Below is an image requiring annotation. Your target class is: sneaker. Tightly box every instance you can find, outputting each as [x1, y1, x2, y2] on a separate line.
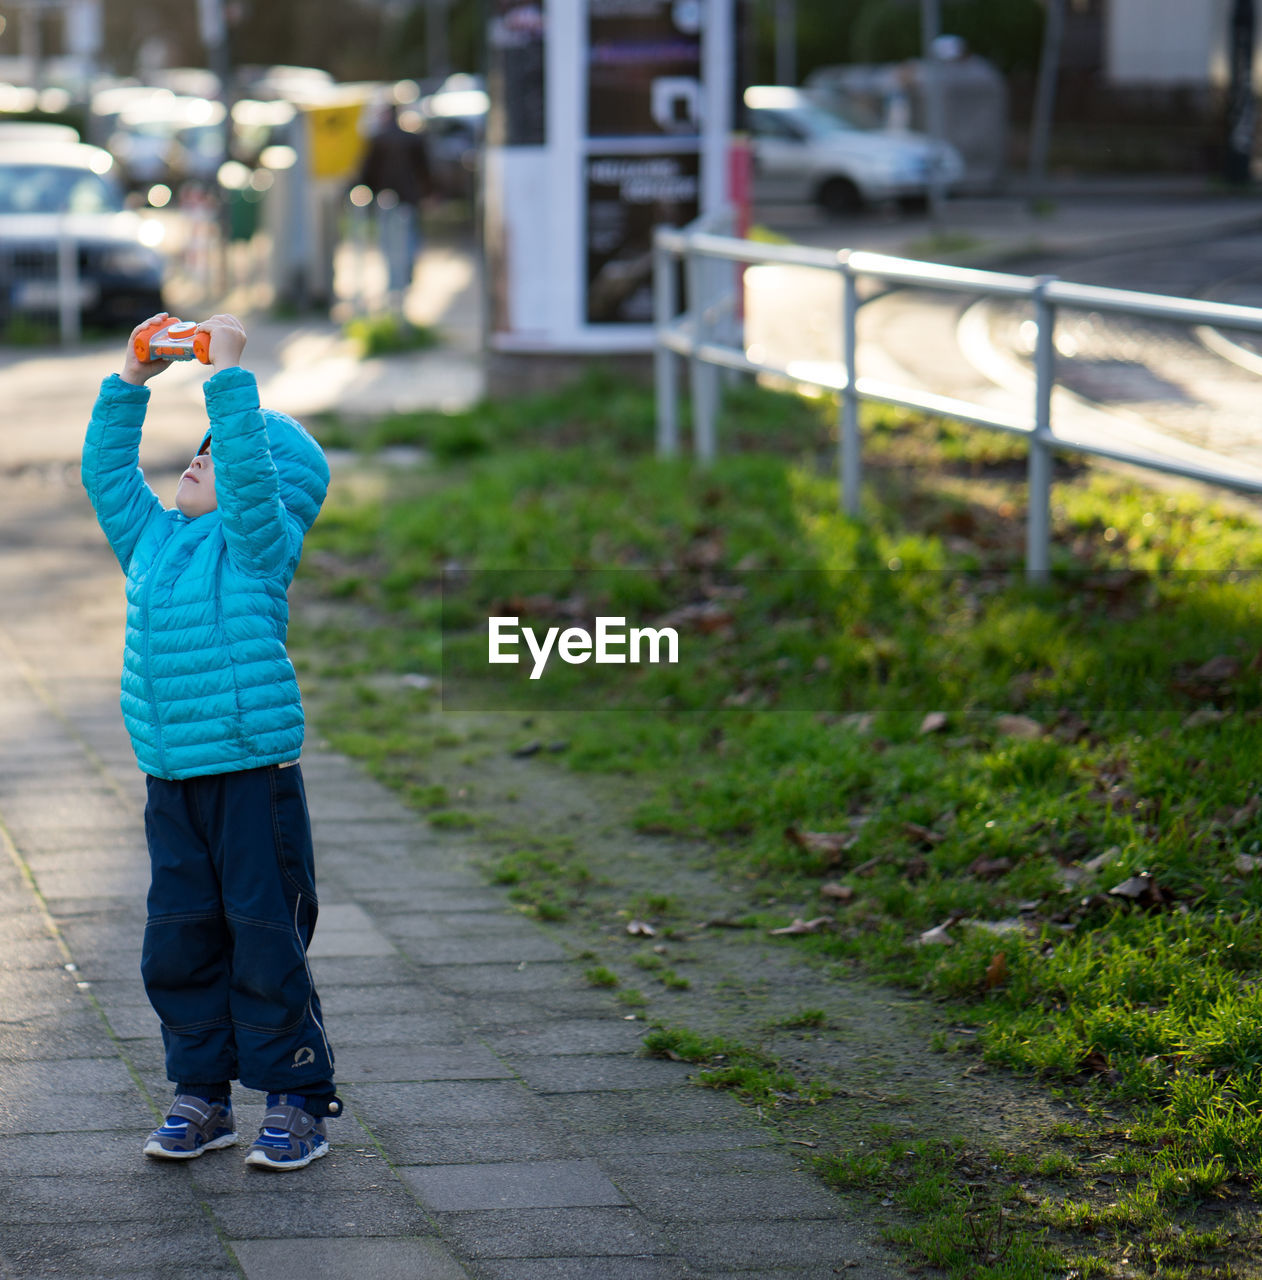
[244, 1094, 333, 1171]
[143, 1095, 237, 1160]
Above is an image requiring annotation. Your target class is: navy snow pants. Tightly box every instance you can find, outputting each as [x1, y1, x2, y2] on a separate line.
[140, 762, 336, 1094]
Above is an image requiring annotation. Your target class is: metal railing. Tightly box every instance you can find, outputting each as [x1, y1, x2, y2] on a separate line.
[653, 209, 1262, 579]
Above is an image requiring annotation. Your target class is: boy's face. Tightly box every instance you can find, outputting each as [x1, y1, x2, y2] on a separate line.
[175, 439, 217, 518]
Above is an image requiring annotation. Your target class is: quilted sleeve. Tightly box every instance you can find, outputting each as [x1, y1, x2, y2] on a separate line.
[203, 366, 295, 579]
[81, 374, 165, 572]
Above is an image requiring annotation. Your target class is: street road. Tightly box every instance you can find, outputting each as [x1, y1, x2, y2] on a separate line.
[745, 216, 1262, 485]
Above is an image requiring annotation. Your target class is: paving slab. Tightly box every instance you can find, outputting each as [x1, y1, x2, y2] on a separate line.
[419, 962, 590, 995]
[0, 1088, 156, 1136]
[367, 1119, 581, 1166]
[319, 1011, 472, 1047]
[511, 1054, 696, 1093]
[2, 1222, 232, 1275]
[472, 1258, 692, 1280]
[209, 1187, 436, 1239]
[348, 1080, 543, 1126]
[551, 1088, 757, 1137]
[399, 934, 570, 966]
[0, 1011, 119, 1063]
[605, 1173, 843, 1223]
[434, 1206, 669, 1259]
[400, 1158, 627, 1211]
[333, 1043, 514, 1083]
[0, 1172, 201, 1224]
[669, 1219, 890, 1271]
[229, 1237, 471, 1280]
[481, 1019, 649, 1057]
[187, 1141, 392, 1194]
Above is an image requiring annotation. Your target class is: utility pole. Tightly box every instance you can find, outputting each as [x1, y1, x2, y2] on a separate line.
[1225, 0, 1256, 185]
[773, 0, 795, 86]
[427, 0, 450, 81]
[14, 1, 45, 89]
[196, 0, 233, 299]
[920, 0, 945, 222]
[1027, 0, 1066, 203]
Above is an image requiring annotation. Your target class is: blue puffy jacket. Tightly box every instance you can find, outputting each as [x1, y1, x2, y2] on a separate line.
[82, 367, 330, 780]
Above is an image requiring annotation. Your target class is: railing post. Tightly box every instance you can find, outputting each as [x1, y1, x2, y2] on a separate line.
[839, 255, 860, 517]
[1027, 276, 1057, 582]
[57, 219, 80, 346]
[687, 243, 719, 465]
[654, 232, 679, 458]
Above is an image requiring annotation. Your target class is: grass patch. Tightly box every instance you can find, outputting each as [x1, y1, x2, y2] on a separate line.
[583, 965, 620, 988]
[642, 1023, 832, 1104]
[291, 368, 1262, 1275]
[781, 1008, 828, 1029]
[344, 313, 438, 358]
[902, 230, 985, 261]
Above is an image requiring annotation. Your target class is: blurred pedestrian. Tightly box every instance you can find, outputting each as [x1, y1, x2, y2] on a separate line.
[356, 104, 434, 310]
[81, 312, 340, 1172]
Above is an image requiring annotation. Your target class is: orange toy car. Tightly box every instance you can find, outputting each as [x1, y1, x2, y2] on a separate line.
[133, 318, 212, 364]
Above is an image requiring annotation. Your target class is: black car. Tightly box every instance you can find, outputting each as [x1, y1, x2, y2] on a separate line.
[0, 139, 166, 332]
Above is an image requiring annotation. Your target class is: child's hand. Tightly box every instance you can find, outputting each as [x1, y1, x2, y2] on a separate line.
[120, 313, 173, 385]
[197, 314, 247, 371]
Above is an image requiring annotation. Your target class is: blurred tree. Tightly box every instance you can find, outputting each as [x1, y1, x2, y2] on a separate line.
[751, 0, 856, 84]
[223, 0, 391, 80]
[850, 0, 1044, 73]
[391, 1, 482, 80]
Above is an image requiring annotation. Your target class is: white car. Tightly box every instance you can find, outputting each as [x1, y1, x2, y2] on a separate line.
[744, 85, 964, 215]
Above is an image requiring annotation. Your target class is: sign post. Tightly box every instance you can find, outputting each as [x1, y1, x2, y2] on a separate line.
[485, 0, 733, 358]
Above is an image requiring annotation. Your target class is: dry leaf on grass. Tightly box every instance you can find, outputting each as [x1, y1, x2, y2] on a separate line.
[785, 826, 858, 863]
[1108, 871, 1166, 908]
[984, 952, 1008, 989]
[1229, 795, 1261, 827]
[1183, 708, 1229, 730]
[769, 917, 832, 936]
[820, 882, 855, 902]
[903, 822, 945, 846]
[994, 714, 1044, 740]
[920, 711, 949, 735]
[1191, 654, 1241, 684]
[918, 923, 954, 946]
[1081, 846, 1122, 874]
[626, 919, 656, 937]
[969, 856, 1013, 879]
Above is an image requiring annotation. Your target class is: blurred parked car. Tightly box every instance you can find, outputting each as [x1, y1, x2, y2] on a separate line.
[743, 85, 964, 214]
[107, 93, 227, 192]
[0, 139, 166, 331]
[419, 73, 487, 201]
[0, 122, 80, 145]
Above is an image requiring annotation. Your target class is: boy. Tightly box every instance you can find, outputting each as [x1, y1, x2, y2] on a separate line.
[82, 313, 340, 1170]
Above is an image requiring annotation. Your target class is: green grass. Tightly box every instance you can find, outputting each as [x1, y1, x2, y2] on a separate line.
[292, 366, 1262, 1275]
[642, 1023, 832, 1104]
[343, 313, 438, 358]
[583, 965, 620, 988]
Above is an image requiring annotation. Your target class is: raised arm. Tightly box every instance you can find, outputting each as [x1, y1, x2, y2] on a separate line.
[81, 312, 179, 570]
[199, 317, 293, 579]
[81, 373, 165, 572]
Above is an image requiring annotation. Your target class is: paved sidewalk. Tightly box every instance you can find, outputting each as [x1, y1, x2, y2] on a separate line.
[0, 471, 897, 1277]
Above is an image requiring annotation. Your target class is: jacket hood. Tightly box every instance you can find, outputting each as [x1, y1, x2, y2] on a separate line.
[200, 409, 329, 532]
